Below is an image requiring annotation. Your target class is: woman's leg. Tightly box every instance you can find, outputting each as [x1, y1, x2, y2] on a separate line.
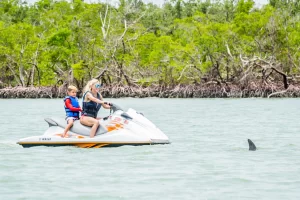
[80, 116, 100, 138]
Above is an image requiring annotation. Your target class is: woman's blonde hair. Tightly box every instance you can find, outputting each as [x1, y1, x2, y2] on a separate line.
[83, 79, 100, 93]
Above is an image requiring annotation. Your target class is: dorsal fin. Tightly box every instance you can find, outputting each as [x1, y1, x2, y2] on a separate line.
[248, 139, 257, 151]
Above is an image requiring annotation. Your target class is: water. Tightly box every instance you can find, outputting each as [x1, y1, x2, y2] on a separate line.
[1, 98, 300, 199]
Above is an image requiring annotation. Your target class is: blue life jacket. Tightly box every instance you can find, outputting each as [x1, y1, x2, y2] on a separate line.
[82, 92, 101, 118]
[64, 96, 80, 118]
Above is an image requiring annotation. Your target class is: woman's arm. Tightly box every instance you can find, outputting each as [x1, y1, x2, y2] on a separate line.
[98, 93, 110, 109]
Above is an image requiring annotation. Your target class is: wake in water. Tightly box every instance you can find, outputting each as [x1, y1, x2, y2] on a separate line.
[0, 141, 21, 148]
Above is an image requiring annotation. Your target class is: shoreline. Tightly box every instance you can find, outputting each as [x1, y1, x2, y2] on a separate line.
[1, 83, 300, 98]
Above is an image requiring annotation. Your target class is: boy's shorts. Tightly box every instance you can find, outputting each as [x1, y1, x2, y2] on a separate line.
[66, 117, 79, 124]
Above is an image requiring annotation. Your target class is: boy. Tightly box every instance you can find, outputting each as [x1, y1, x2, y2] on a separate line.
[62, 85, 82, 138]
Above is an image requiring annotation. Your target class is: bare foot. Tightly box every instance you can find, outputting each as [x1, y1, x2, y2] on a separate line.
[55, 133, 63, 137]
[61, 134, 70, 138]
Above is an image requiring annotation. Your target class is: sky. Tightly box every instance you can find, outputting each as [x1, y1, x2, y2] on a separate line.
[24, 0, 269, 7]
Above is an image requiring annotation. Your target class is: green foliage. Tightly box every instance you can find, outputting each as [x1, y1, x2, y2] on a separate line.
[72, 61, 85, 80]
[0, 0, 300, 87]
[47, 29, 71, 46]
[236, 0, 254, 14]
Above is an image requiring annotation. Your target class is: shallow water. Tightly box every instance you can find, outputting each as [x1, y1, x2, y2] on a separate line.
[0, 98, 300, 199]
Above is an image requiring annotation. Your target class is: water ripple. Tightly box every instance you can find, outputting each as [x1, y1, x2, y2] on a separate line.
[1, 98, 300, 199]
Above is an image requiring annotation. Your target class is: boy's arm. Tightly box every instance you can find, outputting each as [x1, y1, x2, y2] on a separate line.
[65, 99, 82, 111]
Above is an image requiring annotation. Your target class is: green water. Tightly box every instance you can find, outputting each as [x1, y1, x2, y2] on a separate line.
[1, 98, 300, 199]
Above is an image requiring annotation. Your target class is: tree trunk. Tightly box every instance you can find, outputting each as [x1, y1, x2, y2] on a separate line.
[19, 47, 25, 86]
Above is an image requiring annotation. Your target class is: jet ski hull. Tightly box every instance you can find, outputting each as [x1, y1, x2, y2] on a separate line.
[17, 106, 170, 148]
[18, 134, 169, 148]
[18, 141, 169, 148]
[18, 142, 162, 148]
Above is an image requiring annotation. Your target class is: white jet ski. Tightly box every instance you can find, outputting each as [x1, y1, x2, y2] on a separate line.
[17, 104, 170, 148]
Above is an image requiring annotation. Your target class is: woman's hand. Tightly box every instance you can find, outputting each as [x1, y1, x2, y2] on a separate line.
[102, 102, 111, 109]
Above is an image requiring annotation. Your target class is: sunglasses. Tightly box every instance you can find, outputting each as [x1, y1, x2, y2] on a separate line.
[95, 84, 101, 88]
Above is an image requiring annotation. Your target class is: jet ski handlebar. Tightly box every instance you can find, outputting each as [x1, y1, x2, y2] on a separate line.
[107, 103, 123, 113]
[104, 102, 112, 106]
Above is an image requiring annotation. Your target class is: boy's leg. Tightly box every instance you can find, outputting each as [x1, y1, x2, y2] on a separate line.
[62, 119, 74, 137]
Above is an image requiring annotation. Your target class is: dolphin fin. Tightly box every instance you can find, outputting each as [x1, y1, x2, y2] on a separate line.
[248, 139, 257, 151]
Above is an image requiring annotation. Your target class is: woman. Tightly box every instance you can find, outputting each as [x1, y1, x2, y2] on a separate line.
[80, 79, 111, 138]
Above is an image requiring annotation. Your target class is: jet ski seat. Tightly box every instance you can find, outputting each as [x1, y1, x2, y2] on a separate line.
[44, 117, 108, 136]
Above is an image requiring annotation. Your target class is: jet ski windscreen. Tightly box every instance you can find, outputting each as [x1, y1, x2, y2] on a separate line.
[110, 104, 123, 113]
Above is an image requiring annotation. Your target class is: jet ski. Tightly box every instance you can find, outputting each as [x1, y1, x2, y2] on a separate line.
[17, 104, 170, 148]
